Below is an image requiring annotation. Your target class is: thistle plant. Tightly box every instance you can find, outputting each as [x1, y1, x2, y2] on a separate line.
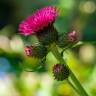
[19, 6, 89, 96]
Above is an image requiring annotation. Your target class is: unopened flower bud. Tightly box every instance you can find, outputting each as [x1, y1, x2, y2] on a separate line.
[53, 64, 69, 81]
[24, 46, 33, 56]
[67, 30, 78, 42]
[57, 30, 79, 48]
[24, 45, 47, 58]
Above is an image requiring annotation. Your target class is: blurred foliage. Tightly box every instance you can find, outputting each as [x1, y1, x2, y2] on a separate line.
[0, 0, 96, 96]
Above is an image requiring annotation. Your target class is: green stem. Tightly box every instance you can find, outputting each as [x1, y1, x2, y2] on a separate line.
[50, 43, 89, 96]
[70, 73, 88, 96]
[67, 79, 80, 95]
[73, 41, 96, 48]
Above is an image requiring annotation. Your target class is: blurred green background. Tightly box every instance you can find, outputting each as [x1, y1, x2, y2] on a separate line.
[0, 0, 96, 96]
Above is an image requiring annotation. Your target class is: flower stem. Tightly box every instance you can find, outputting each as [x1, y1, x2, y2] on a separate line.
[50, 43, 89, 96]
[67, 79, 80, 95]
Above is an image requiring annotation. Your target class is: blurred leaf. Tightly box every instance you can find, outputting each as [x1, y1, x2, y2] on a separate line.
[0, 49, 23, 76]
[22, 57, 46, 73]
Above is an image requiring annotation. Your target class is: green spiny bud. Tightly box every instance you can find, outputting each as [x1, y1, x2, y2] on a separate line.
[32, 45, 47, 58]
[53, 64, 69, 81]
[24, 45, 47, 58]
[36, 24, 58, 46]
[57, 30, 79, 48]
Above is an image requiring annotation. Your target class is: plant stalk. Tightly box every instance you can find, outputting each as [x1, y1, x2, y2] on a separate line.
[67, 79, 80, 95]
[50, 43, 89, 96]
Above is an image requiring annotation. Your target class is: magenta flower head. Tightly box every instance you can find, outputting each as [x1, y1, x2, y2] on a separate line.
[19, 6, 58, 36]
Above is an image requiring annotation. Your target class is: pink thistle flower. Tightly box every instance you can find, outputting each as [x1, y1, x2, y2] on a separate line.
[19, 6, 58, 36]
